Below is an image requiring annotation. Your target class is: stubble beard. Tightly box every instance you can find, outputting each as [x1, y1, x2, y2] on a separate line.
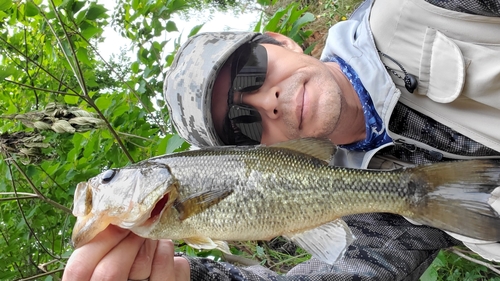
[283, 80, 343, 140]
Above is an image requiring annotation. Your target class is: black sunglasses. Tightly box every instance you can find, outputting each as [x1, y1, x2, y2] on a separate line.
[221, 43, 268, 145]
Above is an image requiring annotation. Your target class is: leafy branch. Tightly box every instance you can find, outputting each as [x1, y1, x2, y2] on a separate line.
[3, 79, 80, 96]
[41, 0, 135, 163]
[6, 153, 71, 214]
[62, 20, 169, 136]
[6, 159, 61, 260]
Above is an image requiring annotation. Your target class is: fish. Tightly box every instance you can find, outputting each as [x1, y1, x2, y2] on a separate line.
[71, 138, 500, 264]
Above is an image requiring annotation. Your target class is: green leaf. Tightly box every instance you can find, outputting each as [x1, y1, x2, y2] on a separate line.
[188, 24, 203, 37]
[156, 135, 171, 155]
[303, 42, 317, 55]
[25, 1, 39, 17]
[80, 22, 102, 40]
[264, 7, 287, 32]
[289, 12, 315, 38]
[0, 10, 7, 21]
[112, 115, 126, 127]
[420, 265, 438, 281]
[256, 245, 265, 257]
[165, 20, 177, 32]
[168, 0, 187, 11]
[64, 94, 80, 105]
[0, 65, 18, 80]
[76, 47, 92, 65]
[253, 13, 264, 32]
[0, 0, 12, 11]
[26, 165, 37, 178]
[152, 18, 163, 36]
[132, 0, 140, 10]
[85, 4, 107, 20]
[0, 269, 18, 280]
[143, 65, 160, 78]
[131, 61, 140, 73]
[66, 147, 78, 163]
[156, 99, 165, 108]
[72, 1, 86, 13]
[83, 135, 99, 158]
[41, 161, 60, 175]
[95, 95, 113, 110]
[166, 134, 187, 154]
[113, 102, 130, 117]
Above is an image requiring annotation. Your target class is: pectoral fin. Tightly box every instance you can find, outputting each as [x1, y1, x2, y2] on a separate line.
[284, 219, 355, 265]
[174, 189, 233, 220]
[184, 236, 231, 254]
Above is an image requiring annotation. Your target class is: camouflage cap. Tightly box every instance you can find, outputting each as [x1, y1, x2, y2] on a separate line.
[164, 32, 260, 147]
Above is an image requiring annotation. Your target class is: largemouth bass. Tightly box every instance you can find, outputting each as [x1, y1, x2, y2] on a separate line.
[71, 138, 500, 264]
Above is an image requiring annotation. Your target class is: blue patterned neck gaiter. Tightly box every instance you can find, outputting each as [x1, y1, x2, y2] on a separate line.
[326, 55, 392, 151]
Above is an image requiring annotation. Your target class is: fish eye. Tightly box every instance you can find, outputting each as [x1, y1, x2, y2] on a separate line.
[101, 169, 116, 183]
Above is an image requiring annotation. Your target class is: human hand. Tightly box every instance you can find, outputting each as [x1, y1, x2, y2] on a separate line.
[63, 225, 190, 281]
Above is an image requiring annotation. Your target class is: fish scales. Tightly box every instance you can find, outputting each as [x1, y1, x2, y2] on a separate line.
[71, 138, 500, 263]
[144, 147, 417, 241]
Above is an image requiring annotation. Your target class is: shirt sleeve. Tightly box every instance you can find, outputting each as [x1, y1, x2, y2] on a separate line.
[183, 213, 459, 281]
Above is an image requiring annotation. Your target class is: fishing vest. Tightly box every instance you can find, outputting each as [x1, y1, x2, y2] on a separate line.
[370, 0, 500, 154]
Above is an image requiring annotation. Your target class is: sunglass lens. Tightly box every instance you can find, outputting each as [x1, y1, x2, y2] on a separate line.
[223, 43, 267, 145]
[232, 44, 267, 93]
[227, 105, 263, 144]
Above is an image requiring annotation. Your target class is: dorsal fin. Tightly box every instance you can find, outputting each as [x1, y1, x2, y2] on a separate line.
[268, 138, 337, 162]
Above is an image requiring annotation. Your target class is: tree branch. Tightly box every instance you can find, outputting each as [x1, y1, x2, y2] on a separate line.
[0, 36, 81, 96]
[29, 1, 136, 163]
[23, 27, 40, 109]
[45, 0, 88, 96]
[3, 79, 80, 96]
[7, 155, 72, 214]
[18, 268, 64, 281]
[6, 161, 60, 260]
[63, 19, 169, 137]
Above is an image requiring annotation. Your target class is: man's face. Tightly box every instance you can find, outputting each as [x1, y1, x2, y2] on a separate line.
[211, 35, 343, 145]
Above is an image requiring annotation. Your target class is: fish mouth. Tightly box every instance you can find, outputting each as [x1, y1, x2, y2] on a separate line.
[144, 193, 170, 225]
[72, 213, 112, 248]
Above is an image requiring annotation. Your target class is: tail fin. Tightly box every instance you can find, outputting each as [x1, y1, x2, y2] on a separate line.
[408, 160, 500, 241]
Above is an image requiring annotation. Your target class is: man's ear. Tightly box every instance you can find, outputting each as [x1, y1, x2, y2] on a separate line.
[264, 32, 303, 53]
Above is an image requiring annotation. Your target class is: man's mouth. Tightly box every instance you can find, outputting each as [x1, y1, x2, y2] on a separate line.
[296, 85, 305, 129]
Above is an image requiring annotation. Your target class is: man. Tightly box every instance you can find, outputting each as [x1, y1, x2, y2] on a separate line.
[63, 0, 500, 280]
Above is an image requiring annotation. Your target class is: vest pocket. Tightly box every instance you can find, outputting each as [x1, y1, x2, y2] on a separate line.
[418, 28, 465, 103]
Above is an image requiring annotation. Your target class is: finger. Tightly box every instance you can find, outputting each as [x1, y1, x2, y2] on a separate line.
[90, 232, 145, 281]
[173, 256, 191, 281]
[63, 225, 130, 281]
[149, 240, 190, 281]
[149, 240, 175, 281]
[127, 239, 159, 281]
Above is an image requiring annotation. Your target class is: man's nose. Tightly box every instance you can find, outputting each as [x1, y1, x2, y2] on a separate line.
[240, 86, 280, 120]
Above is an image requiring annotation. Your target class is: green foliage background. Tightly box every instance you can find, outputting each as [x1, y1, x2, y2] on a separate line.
[0, 0, 191, 279]
[0, 0, 498, 280]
